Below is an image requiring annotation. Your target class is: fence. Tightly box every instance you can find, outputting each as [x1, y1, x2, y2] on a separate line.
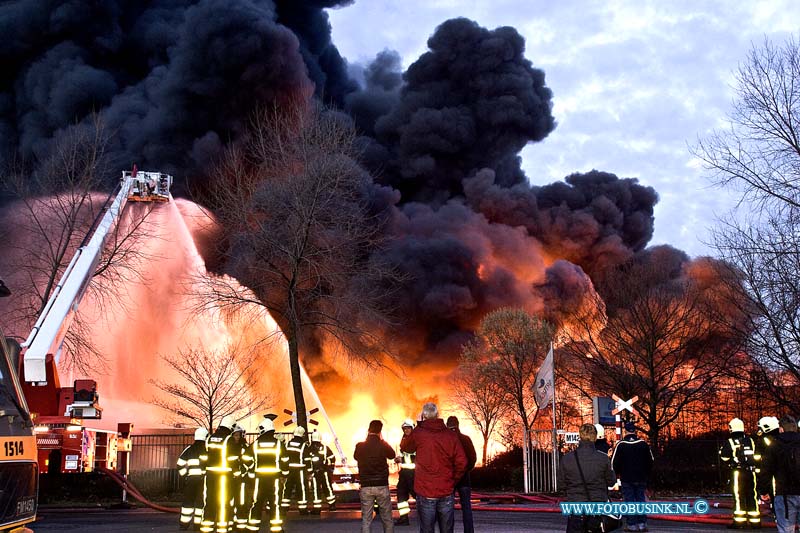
[528, 429, 557, 493]
[129, 433, 194, 494]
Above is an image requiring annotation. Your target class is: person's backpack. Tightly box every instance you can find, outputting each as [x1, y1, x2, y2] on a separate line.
[781, 439, 800, 481]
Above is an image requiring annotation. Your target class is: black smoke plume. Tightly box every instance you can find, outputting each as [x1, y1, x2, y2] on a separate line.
[0, 3, 662, 370]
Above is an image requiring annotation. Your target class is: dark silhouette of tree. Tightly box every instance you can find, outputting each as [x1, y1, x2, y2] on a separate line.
[0, 117, 155, 373]
[195, 101, 400, 430]
[450, 354, 511, 465]
[694, 36, 800, 412]
[462, 308, 554, 452]
[560, 254, 745, 450]
[149, 343, 274, 431]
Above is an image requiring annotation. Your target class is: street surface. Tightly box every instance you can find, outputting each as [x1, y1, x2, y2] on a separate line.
[33, 507, 741, 532]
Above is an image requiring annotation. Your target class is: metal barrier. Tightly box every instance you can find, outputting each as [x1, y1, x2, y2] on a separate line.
[129, 433, 194, 494]
[528, 429, 557, 493]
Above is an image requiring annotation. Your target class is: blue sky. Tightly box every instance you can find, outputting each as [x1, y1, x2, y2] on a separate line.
[328, 0, 800, 257]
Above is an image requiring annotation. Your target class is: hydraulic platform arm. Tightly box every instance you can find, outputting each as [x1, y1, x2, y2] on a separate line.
[21, 169, 172, 384]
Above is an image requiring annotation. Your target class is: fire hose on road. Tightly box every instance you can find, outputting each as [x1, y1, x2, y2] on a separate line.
[97, 467, 179, 514]
[93, 473, 776, 528]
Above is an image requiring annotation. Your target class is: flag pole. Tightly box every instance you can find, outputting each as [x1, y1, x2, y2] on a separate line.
[550, 341, 558, 491]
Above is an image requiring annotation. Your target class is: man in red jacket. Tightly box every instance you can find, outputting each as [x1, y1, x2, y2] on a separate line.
[401, 403, 467, 533]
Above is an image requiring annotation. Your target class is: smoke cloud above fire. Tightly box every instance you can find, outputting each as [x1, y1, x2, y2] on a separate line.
[1, 1, 674, 417]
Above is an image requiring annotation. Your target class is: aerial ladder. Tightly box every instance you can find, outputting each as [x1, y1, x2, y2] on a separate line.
[0, 168, 171, 532]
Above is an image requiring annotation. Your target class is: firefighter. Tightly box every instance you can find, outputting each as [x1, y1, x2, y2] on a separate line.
[202, 416, 236, 533]
[246, 414, 286, 533]
[230, 424, 253, 531]
[754, 416, 780, 502]
[281, 426, 311, 514]
[393, 419, 416, 526]
[719, 418, 761, 529]
[308, 431, 337, 513]
[177, 427, 208, 530]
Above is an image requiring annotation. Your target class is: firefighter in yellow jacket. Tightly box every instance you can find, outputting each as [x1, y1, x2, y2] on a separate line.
[202, 416, 236, 533]
[281, 426, 311, 513]
[394, 419, 416, 526]
[245, 414, 286, 532]
[754, 416, 779, 502]
[308, 431, 337, 513]
[719, 418, 761, 529]
[230, 424, 253, 531]
[177, 427, 208, 530]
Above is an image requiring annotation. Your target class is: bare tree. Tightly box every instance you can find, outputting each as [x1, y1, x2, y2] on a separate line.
[711, 216, 800, 413]
[694, 35, 800, 411]
[0, 118, 155, 374]
[450, 356, 510, 465]
[560, 257, 744, 450]
[462, 308, 554, 453]
[149, 343, 274, 431]
[195, 100, 400, 429]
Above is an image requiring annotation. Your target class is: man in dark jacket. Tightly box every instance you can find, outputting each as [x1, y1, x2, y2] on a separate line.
[354, 419, 396, 533]
[758, 414, 800, 533]
[611, 421, 654, 532]
[401, 403, 467, 533]
[446, 416, 477, 533]
[558, 423, 616, 533]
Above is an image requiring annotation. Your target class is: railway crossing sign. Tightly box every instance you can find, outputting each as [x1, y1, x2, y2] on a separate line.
[611, 394, 639, 415]
[283, 407, 320, 427]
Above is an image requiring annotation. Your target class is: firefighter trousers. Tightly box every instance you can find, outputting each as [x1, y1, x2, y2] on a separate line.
[396, 469, 416, 517]
[233, 474, 251, 531]
[281, 468, 310, 510]
[313, 468, 336, 507]
[180, 475, 205, 529]
[248, 473, 284, 532]
[731, 468, 761, 526]
[202, 472, 234, 533]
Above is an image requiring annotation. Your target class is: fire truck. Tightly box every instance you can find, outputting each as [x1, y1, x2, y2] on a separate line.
[0, 169, 171, 531]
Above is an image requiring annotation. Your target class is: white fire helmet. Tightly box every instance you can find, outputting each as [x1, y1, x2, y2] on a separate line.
[233, 423, 246, 434]
[401, 419, 415, 429]
[194, 427, 209, 441]
[219, 415, 235, 430]
[758, 416, 779, 434]
[293, 426, 306, 437]
[594, 424, 605, 439]
[311, 432, 321, 443]
[258, 418, 275, 434]
[729, 418, 745, 433]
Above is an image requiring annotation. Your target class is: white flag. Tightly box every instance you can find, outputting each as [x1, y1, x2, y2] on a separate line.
[533, 344, 554, 408]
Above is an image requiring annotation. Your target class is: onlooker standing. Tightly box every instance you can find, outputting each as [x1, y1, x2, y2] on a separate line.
[558, 424, 616, 533]
[611, 421, 654, 532]
[758, 415, 800, 533]
[446, 416, 477, 533]
[401, 403, 467, 533]
[354, 420, 395, 533]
